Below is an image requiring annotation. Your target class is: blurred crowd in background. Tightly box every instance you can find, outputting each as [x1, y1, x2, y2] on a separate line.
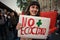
[0, 8, 19, 40]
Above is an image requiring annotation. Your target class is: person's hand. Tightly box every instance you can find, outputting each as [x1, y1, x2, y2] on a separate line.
[16, 22, 22, 30]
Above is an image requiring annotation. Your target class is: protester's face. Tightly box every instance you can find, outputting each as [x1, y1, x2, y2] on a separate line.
[10, 12, 14, 16]
[29, 5, 39, 16]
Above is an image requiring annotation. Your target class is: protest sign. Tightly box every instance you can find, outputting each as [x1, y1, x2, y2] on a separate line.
[18, 15, 50, 39]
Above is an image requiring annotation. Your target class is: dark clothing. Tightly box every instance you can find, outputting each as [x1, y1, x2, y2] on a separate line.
[0, 15, 7, 40]
[0, 25, 7, 40]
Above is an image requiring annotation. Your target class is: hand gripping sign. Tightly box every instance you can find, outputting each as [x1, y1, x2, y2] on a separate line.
[18, 15, 50, 39]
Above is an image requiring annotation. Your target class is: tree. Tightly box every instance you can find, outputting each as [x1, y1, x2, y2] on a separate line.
[16, 0, 31, 12]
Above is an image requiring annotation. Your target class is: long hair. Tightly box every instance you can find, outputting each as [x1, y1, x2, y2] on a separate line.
[25, 1, 40, 16]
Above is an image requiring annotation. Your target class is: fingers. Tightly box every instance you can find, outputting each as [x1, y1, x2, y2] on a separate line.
[16, 22, 22, 30]
[20, 38, 26, 40]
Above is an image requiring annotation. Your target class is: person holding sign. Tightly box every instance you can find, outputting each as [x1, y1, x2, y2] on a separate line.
[16, 1, 41, 40]
[16, 1, 51, 40]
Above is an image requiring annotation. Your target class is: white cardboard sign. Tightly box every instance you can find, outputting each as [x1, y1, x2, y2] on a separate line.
[18, 15, 50, 39]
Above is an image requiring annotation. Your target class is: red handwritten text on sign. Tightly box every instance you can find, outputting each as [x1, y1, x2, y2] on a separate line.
[20, 17, 46, 35]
